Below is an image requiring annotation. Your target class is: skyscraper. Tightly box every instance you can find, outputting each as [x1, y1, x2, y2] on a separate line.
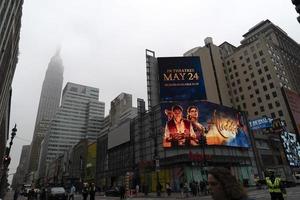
[37, 82, 104, 180]
[27, 51, 64, 174]
[184, 20, 300, 133]
[0, 0, 24, 170]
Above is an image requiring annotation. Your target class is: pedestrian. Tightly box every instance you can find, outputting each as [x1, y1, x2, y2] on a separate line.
[207, 167, 254, 200]
[179, 182, 184, 198]
[142, 183, 148, 196]
[13, 188, 19, 200]
[156, 182, 162, 197]
[135, 184, 139, 196]
[165, 183, 171, 196]
[89, 183, 96, 200]
[200, 181, 205, 195]
[265, 171, 285, 200]
[119, 185, 125, 200]
[82, 183, 89, 200]
[184, 181, 189, 198]
[69, 185, 76, 200]
[39, 188, 46, 200]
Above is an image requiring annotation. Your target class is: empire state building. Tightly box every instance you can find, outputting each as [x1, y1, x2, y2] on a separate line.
[27, 50, 64, 173]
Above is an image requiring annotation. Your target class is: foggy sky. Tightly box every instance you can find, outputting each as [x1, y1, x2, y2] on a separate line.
[8, 0, 300, 182]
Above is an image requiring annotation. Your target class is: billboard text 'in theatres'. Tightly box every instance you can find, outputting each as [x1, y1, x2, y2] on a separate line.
[158, 57, 206, 102]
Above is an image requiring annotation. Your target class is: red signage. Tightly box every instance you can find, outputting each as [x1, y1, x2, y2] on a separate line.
[188, 150, 211, 161]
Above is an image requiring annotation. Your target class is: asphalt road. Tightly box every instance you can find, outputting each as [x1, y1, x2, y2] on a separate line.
[4, 186, 300, 200]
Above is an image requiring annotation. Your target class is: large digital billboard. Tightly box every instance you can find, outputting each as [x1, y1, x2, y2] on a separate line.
[282, 88, 300, 136]
[161, 101, 250, 148]
[280, 131, 300, 167]
[158, 57, 206, 102]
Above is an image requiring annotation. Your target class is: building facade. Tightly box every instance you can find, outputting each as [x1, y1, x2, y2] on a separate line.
[27, 51, 64, 174]
[11, 145, 30, 189]
[38, 83, 105, 182]
[0, 0, 23, 170]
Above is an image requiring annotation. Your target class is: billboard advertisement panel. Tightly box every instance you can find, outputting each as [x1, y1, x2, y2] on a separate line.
[161, 101, 250, 148]
[158, 57, 206, 102]
[282, 88, 300, 136]
[249, 117, 273, 130]
[280, 131, 300, 167]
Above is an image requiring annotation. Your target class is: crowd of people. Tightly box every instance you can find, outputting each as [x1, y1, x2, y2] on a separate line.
[12, 167, 288, 200]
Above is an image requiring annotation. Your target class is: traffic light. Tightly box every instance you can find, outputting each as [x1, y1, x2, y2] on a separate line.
[3, 156, 11, 167]
[292, 0, 300, 23]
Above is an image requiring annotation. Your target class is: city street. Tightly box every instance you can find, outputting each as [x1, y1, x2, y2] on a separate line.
[4, 186, 300, 200]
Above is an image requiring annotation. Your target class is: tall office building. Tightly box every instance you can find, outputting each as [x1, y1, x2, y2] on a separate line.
[27, 51, 64, 173]
[0, 0, 24, 169]
[38, 83, 104, 179]
[184, 20, 300, 179]
[11, 145, 30, 189]
[184, 20, 300, 133]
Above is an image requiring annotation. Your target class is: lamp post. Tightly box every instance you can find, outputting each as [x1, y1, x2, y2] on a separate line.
[0, 124, 17, 198]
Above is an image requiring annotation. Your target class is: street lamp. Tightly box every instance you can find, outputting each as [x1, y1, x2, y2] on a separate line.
[0, 124, 17, 198]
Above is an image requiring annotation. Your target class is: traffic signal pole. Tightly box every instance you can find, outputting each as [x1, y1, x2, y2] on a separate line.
[0, 124, 17, 198]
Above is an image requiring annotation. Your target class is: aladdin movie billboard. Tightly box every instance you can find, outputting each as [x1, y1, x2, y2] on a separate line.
[280, 131, 300, 167]
[161, 101, 251, 148]
[158, 57, 206, 102]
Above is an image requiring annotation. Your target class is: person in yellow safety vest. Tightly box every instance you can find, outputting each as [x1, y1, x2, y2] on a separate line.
[265, 171, 284, 200]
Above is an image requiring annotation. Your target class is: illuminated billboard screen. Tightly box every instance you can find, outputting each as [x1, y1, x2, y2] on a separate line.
[282, 88, 300, 136]
[161, 101, 250, 148]
[158, 57, 206, 102]
[249, 117, 273, 130]
[280, 131, 300, 167]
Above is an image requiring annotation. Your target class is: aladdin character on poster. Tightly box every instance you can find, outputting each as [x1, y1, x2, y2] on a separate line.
[163, 105, 198, 147]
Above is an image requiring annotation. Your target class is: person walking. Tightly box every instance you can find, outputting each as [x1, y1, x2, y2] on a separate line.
[39, 188, 46, 200]
[119, 185, 125, 200]
[165, 183, 171, 196]
[135, 184, 139, 196]
[69, 185, 76, 200]
[82, 183, 89, 200]
[13, 188, 19, 200]
[89, 183, 96, 200]
[207, 167, 254, 200]
[265, 171, 284, 200]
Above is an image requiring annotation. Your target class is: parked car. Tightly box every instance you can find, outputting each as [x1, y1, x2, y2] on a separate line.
[105, 187, 120, 197]
[47, 187, 67, 200]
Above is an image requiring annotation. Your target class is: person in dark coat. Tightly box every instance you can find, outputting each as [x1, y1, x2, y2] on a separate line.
[89, 183, 96, 200]
[82, 183, 89, 200]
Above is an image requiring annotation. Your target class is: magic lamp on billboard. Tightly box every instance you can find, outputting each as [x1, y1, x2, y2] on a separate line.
[160, 101, 250, 148]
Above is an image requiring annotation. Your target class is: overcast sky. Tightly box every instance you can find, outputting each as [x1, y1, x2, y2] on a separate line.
[8, 0, 300, 182]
